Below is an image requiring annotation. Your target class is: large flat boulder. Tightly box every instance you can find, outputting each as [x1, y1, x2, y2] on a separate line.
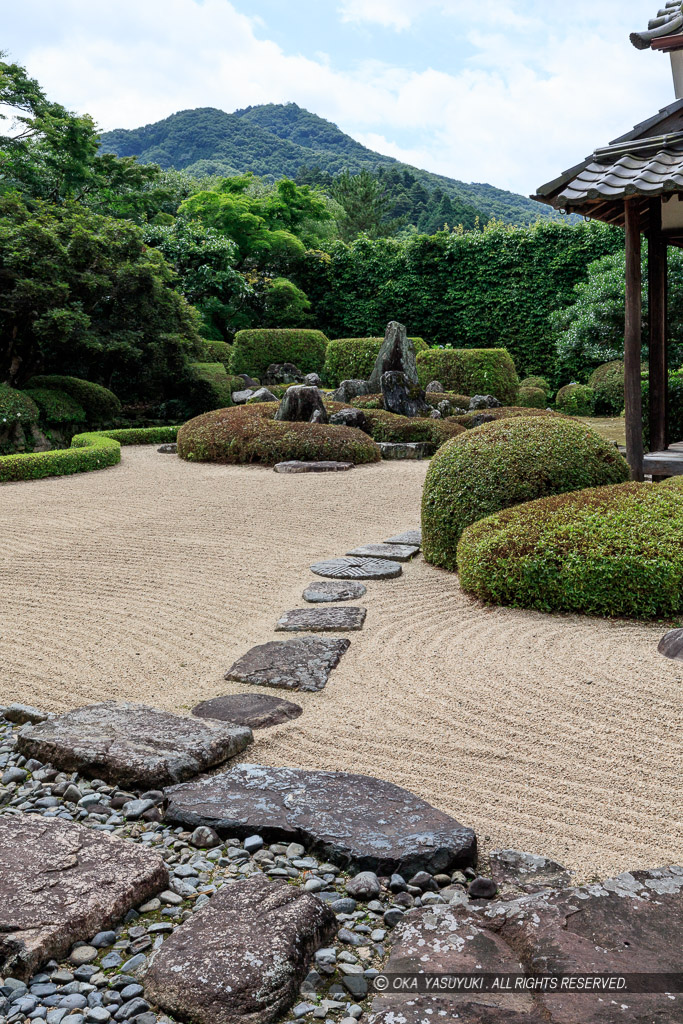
[16, 701, 253, 789]
[369, 866, 683, 1024]
[144, 875, 336, 1024]
[0, 814, 168, 981]
[225, 637, 351, 692]
[165, 764, 477, 875]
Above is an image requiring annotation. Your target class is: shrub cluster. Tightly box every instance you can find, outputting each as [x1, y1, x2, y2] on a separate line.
[177, 404, 381, 466]
[519, 375, 550, 395]
[422, 416, 630, 571]
[516, 386, 547, 408]
[0, 427, 178, 483]
[24, 388, 87, 424]
[26, 376, 121, 423]
[416, 349, 519, 404]
[555, 383, 594, 416]
[201, 339, 232, 366]
[229, 329, 329, 379]
[323, 337, 427, 386]
[0, 385, 39, 426]
[457, 483, 683, 619]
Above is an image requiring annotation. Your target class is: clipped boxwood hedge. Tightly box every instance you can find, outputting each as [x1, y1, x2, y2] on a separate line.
[324, 337, 427, 386]
[516, 386, 547, 409]
[416, 348, 519, 404]
[229, 329, 329, 379]
[588, 361, 625, 415]
[189, 362, 234, 410]
[24, 388, 87, 424]
[27, 376, 121, 423]
[0, 427, 178, 483]
[201, 339, 232, 366]
[556, 383, 594, 416]
[422, 416, 630, 571]
[457, 483, 683, 619]
[177, 403, 381, 467]
[0, 385, 39, 426]
[519, 375, 550, 396]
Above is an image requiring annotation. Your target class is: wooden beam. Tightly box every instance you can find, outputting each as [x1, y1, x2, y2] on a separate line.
[624, 199, 644, 481]
[648, 198, 668, 454]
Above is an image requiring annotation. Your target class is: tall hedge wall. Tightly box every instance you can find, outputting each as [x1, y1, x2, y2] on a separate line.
[296, 221, 622, 381]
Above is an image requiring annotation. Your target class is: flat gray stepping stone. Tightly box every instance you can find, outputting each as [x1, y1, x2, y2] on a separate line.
[274, 460, 354, 473]
[192, 694, 303, 729]
[346, 543, 419, 561]
[144, 875, 336, 1024]
[658, 628, 683, 660]
[276, 606, 366, 632]
[303, 580, 367, 603]
[0, 814, 167, 981]
[16, 701, 252, 790]
[165, 764, 477, 876]
[384, 528, 422, 546]
[225, 637, 350, 692]
[311, 557, 402, 580]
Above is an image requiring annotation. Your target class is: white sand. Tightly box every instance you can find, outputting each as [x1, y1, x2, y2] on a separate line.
[1, 447, 681, 880]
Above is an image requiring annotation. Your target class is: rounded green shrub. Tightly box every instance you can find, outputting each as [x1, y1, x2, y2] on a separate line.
[26, 376, 121, 423]
[201, 339, 232, 366]
[0, 385, 39, 426]
[177, 404, 381, 467]
[416, 349, 519, 404]
[422, 416, 630, 571]
[24, 388, 86, 424]
[556, 383, 594, 416]
[324, 337, 428, 386]
[189, 362, 234, 409]
[457, 483, 683, 619]
[519, 375, 550, 396]
[588, 361, 625, 415]
[455, 406, 564, 429]
[362, 408, 465, 446]
[516, 386, 547, 409]
[0, 426, 178, 483]
[229, 329, 329, 379]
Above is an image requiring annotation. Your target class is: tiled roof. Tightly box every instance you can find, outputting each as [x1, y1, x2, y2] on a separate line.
[631, 2, 683, 50]
[556, 132, 683, 206]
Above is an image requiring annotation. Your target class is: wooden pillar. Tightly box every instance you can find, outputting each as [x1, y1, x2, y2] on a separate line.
[624, 199, 644, 481]
[648, 198, 668, 454]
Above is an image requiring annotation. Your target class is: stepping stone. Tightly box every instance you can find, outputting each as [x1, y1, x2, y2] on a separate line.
[144, 875, 336, 1024]
[276, 607, 366, 632]
[489, 849, 571, 894]
[369, 866, 683, 1023]
[3, 702, 50, 725]
[192, 694, 303, 729]
[157, 443, 177, 454]
[0, 814, 167, 981]
[378, 441, 434, 460]
[274, 461, 354, 473]
[225, 637, 351, 692]
[346, 543, 419, 561]
[384, 529, 421, 546]
[658, 628, 683, 660]
[310, 557, 402, 580]
[16, 701, 252, 790]
[303, 580, 367, 603]
[165, 764, 477, 875]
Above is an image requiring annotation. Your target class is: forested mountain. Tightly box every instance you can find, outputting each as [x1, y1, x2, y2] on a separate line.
[100, 103, 555, 227]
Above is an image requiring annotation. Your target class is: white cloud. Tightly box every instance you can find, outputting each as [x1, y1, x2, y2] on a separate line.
[3, 0, 675, 194]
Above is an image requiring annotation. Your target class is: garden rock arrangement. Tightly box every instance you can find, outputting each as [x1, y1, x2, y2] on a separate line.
[225, 637, 352, 692]
[16, 702, 253, 789]
[191, 694, 303, 729]
[164, 765, 478, 875]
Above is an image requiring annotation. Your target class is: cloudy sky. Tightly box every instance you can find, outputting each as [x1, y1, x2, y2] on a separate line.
[2, 0, 676, 194]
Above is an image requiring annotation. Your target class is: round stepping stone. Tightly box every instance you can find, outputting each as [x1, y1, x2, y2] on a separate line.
[274, 461, 354, 473]
[303, 581, 367, 603]
[192, 694, 303, 729]
[346, 543, 419, 562]
[276, 607, 366, 632]
[384, 529, 421, 546]
[310, 557, 402, 580]
[658, 628, 683, 660]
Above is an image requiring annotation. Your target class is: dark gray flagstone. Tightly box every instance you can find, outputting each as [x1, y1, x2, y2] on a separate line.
[275, 606, 366, 632]
[384, 529, 422, 546]
[192, 694, 303, 729]
[346, 543, 419, 561]
[303, 580, 367, 603]
[225, 637, 351, 692]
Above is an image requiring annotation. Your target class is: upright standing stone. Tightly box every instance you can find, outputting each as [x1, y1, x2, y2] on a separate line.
[367, 322, 421, 390]
[274, 386, 328, 423]
[0, 815, 168, 981]
[380, 371, 429, 417]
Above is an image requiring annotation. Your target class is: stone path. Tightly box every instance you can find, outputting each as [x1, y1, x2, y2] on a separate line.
[192, 694, 303, 729]
[383, 530, 421, 546]
[225, 637, 351, 692]
[345, 544, 419, 562]
[303, 581, 367, 603]
[276, 607, 367, 632]
[164, 764, 477, 876]
[310, 558, 402, 580]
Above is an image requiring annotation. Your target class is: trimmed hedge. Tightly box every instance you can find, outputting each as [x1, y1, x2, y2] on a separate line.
[519, 376, 550, 396]
[26, 376, 121, 423]
[556, 383, 594, 416]
[588, 361, 625, 416]
[0, 385, 39, 425]
[416, 349, 519, 404]
[457, 482, 683, 619]
[201, 339, 232, 366]
[177, 404, 381, 466]
[360, 408, 464, 446]
[422, 416, 630, 571]
[190, 362, 234, 410]
[455, 406, 564, 429]
[229, 329, 329, 379]
[0, 427, 179, 483]
[24, 388, 86, 424]
[323, 337, 427, 386]
[516, 386, 547, 409]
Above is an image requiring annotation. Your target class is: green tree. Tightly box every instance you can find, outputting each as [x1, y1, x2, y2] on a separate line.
[331, 169, 400, 240]
[0, 195, 202, 399]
